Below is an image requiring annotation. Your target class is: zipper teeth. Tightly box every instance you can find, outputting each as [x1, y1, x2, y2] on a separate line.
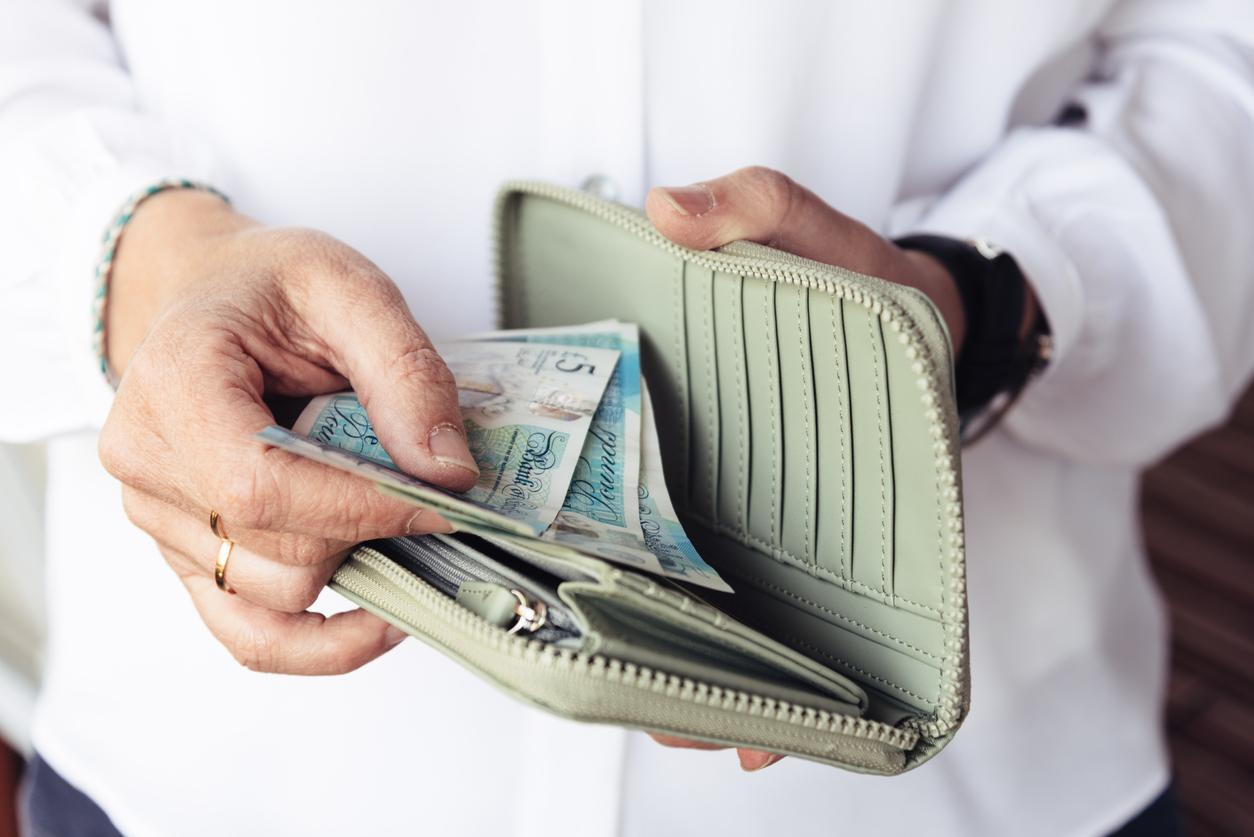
[493, 181, 936, 330]
[385, 540, 475, 595]
[492, 181, 968, 740]
[378, 537, 580, 638]
[336, 547, 920, 752]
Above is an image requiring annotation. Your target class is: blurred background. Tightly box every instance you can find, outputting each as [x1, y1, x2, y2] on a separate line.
[0, 386, 1250, 835]
[0, 441, 46, 837]
[1146, 384, 1254, 836]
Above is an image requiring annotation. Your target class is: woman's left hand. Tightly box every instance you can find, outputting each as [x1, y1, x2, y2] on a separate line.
[642, 165, 963, 771]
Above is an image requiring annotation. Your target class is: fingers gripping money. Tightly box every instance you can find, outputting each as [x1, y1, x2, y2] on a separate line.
[263, 321, 731, 592]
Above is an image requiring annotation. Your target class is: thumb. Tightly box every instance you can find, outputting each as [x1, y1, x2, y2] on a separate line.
[645, 165, 897, 279]
[317, 280, 479, 493]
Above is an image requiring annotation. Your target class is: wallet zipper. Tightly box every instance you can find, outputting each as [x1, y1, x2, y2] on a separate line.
[493, 182, 968, 740]
[494, 180, 952, 373]
[369, 536, 581, 643]
[334, 546, 919, 752]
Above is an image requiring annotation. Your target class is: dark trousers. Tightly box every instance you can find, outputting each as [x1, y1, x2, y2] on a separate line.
[20, 751, 1182, 837]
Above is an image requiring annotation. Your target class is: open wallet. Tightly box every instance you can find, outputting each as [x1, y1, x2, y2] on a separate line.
[324, 182, 969, 775]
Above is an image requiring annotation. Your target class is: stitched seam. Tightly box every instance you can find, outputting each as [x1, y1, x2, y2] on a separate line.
[765, 285, 778, 543]
[674, 259, 686, 504]
[869, 310, 887, 597]
[498, 183, 967, 735]
[933, 380, 948, 710]
[775, 631, 934, 705]
[733, 279, 747, 533]
[798, 290, 812, 567]
[833, 295, 847, 582]
[704, 274, 716, 517]
[731, 570, 942, 662]
[688, 514, 942, 615]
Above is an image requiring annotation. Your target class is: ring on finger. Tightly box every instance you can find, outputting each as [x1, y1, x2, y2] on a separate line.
[209, 509, 237, 594]
[209, 509, 227, 540]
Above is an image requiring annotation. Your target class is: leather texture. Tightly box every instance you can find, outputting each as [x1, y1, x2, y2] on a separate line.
[496, 183, 969, 763]
[334, 182, 969, 774]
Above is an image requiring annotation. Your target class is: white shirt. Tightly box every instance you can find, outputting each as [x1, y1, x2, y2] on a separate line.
[3, 1, 1254, 835]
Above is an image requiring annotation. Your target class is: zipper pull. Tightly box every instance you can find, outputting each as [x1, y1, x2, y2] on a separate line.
[456, 581, 548, 635]
[506, 589, 548, 635]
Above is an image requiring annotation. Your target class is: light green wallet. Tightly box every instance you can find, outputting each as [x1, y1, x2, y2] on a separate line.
[329, 182, 969, 775]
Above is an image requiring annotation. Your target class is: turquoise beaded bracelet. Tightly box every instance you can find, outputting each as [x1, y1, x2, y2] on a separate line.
[92, 179, 228, 389]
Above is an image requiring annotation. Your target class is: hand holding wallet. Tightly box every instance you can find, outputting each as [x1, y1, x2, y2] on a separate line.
[316, 182, 969, 774]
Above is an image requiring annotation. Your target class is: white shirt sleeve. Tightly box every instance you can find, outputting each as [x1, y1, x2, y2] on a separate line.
[0, 0, 213, 442]
[906, 0, 1254, 467]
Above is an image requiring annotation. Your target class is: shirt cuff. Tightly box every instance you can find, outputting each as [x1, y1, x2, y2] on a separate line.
[890, 127, 1223, 464]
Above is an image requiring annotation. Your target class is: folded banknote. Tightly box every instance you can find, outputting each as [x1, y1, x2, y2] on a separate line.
[256, 323, 731, 592]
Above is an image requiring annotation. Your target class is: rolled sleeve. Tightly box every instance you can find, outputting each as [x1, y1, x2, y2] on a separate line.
[898, 4, 1254, 467]
[0, 0, 213, 442]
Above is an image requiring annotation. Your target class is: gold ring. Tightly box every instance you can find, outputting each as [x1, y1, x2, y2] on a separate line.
[209, 510, 236, 594]
[215, 539, 235, 593]
[209, 509, 226, 540]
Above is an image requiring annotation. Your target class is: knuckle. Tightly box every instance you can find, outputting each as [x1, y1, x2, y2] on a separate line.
[97, 424, 126, 480]
[275, 534, 335, 568]
[213, 459, 285, 533]
[741, 166, 803, 249]
[280, 232, 396, 299]
[98, 410, 144, 483]
[276, 228, 341, 273]
[230, 622, 279, 672]
[338, 496, 399, 543]
[118, 486, 150, 528]
[214, 494, 266, 533]
[743, 166, 797, 217]
[393, 346, 456, 390]
[274, 570, 326, 613]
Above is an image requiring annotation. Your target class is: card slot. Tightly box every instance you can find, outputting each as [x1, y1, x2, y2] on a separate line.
[567, 591, 863, 716]
[883, 320, 947, 613]
[654, 253, 691, 508]
[810, 291, 854, 582]
[775, 282, 818, 568]
[684, 262, 720, 522]
[713, 272, 750, 536]
[709, 577, 941, 716]
[742, 276, 784, 550]
[688, 524, 944, 716]
[842, 301, 895, 601]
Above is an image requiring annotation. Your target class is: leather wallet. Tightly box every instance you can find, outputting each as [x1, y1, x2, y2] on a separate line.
[329, 182, 969, 774]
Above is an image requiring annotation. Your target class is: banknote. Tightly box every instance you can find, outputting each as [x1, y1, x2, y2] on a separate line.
[290, 341, 620, 536]
[433, 340, 620, 533]
[293, 392, 395, 466]
[447, 321, 648, 565]
[637, 382, 733, 593]
[252, 425, 533, 536]
[264, 324, 730, 591]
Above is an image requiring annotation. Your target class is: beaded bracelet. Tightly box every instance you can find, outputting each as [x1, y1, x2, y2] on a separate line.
[92, 179, 229, 389]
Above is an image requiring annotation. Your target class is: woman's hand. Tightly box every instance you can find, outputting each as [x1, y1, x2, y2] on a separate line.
[98, 188, 479, 675]
[648, 166, 965, 349]
[642, 165, 964, 771]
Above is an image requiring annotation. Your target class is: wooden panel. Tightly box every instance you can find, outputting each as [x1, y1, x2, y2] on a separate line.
[1143, 383, 1254, 837]
[0, 740, 19, 837]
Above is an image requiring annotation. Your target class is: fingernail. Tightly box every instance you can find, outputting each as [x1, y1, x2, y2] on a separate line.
[428, 423, 479, 476]
[384, 625, 408, 648]
[406, 509, 454, 535]
[741, 753, 784, 773]
[657, 184, 714, 217]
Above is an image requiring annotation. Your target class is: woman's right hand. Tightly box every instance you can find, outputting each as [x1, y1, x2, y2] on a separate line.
[98, 188, 478, 675]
